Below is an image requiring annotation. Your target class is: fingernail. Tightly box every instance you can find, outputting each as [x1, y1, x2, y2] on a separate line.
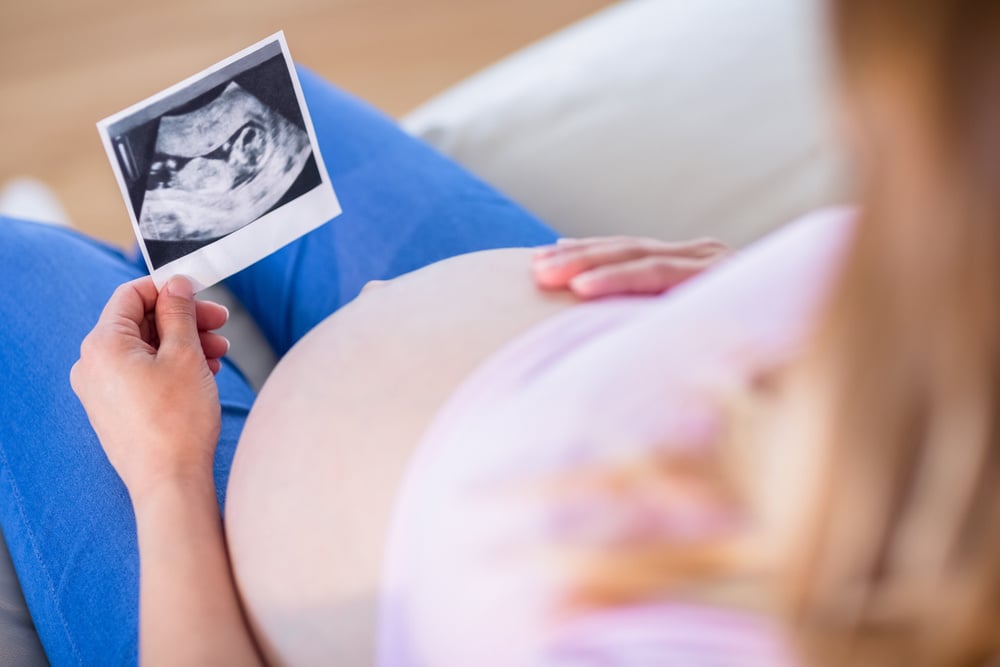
[220, 305, 230, 322]
[222, 336, 231, 354]
[165, 275, 194, 299]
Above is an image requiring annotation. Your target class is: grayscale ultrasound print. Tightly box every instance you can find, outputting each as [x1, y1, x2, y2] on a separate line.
[139, 81, 312, 242]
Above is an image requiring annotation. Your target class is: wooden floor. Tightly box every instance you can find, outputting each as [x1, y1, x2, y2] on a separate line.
[0, 0, 612, 245]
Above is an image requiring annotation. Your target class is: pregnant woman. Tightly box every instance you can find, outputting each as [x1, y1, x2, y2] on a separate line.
[1, 0, 997, 664]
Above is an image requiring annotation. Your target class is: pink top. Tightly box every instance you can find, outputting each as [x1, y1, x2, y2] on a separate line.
[378, 209, 853, 666]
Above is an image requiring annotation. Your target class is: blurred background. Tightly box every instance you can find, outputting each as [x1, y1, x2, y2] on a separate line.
[0, 0, 612, 246]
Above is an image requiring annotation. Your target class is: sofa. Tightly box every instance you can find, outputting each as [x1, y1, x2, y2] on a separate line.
[0, 0, 845, 661]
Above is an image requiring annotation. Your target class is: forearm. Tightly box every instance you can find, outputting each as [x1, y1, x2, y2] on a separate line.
[133, 471, 263, 666]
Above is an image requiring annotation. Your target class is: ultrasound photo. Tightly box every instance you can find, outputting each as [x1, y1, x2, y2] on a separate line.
[99, 33, 340, 290]
[140, 80, 313, 242]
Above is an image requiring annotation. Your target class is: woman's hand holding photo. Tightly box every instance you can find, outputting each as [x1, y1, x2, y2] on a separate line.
[70, 275, 228, 501]
[70, 275, 262, 665]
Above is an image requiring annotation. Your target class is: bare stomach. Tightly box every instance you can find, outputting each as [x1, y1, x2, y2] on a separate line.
[224, 248, 577, 665]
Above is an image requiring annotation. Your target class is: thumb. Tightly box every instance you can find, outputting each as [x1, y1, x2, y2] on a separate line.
[155, 276, 201, 353]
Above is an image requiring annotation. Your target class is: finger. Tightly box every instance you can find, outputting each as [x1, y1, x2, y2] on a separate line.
[556, 235, 638, 247]
[199, 331, 230, 360]
[154, 275, 202, 354]
[533, 240, 652, 289]
[568, 256, 707, 299]
[544, 236, 725, 260]
[207, 358, 222, 375]
[96, 277, 159, 331]
[532, 244, 561, 259]
[670, 238, 730, 260]
[535, 236, 626, 258]
[195, 300, 229, 332]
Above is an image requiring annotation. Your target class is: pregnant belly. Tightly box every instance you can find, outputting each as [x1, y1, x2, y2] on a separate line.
[224, 248, 576, 665]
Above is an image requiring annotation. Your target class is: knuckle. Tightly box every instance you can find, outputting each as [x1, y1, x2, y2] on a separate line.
[78, 332, 98, 358]
[554, 247, 592, 271]
[698, 237, 729, 253]
[160, 299, 193, 318]
[655, 257, 678, 275]
[74, 330, 112, 378]
[158, 311, 196, 332]
[644, 257, 677, 281]
[639, 254, 667, 270]
[637, 238, 666, 254]
[109, 283, 134, 305]
[69, 361, 81, 392]
[577, 246, 604, 264]
[69, 357, 95, 396]
[584, 242, 641, 266]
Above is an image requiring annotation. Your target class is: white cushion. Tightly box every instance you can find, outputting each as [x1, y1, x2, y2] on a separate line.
[403, 0, 847, 246]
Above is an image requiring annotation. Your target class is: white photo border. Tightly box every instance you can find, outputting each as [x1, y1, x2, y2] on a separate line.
[97, 31, 341, 292]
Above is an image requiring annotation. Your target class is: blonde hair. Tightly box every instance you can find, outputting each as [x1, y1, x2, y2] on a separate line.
[780, 1, 1000, 664]
[557, 2, 1000, 665]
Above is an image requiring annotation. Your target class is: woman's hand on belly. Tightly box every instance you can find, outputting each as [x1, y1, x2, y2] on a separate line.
[533, 235, 730, 299]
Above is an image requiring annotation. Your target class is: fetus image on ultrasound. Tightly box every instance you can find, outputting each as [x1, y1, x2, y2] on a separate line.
[147, 120, 268, 193]
[138, 81, 312, 243]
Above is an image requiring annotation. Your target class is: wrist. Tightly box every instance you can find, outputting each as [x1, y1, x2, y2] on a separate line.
[129, 464, 217, 516]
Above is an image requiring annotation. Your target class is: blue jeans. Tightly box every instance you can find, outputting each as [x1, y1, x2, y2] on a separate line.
[0, 67, 556, 665]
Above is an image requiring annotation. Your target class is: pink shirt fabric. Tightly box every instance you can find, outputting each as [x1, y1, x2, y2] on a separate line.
[378, 209, 853, 666]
